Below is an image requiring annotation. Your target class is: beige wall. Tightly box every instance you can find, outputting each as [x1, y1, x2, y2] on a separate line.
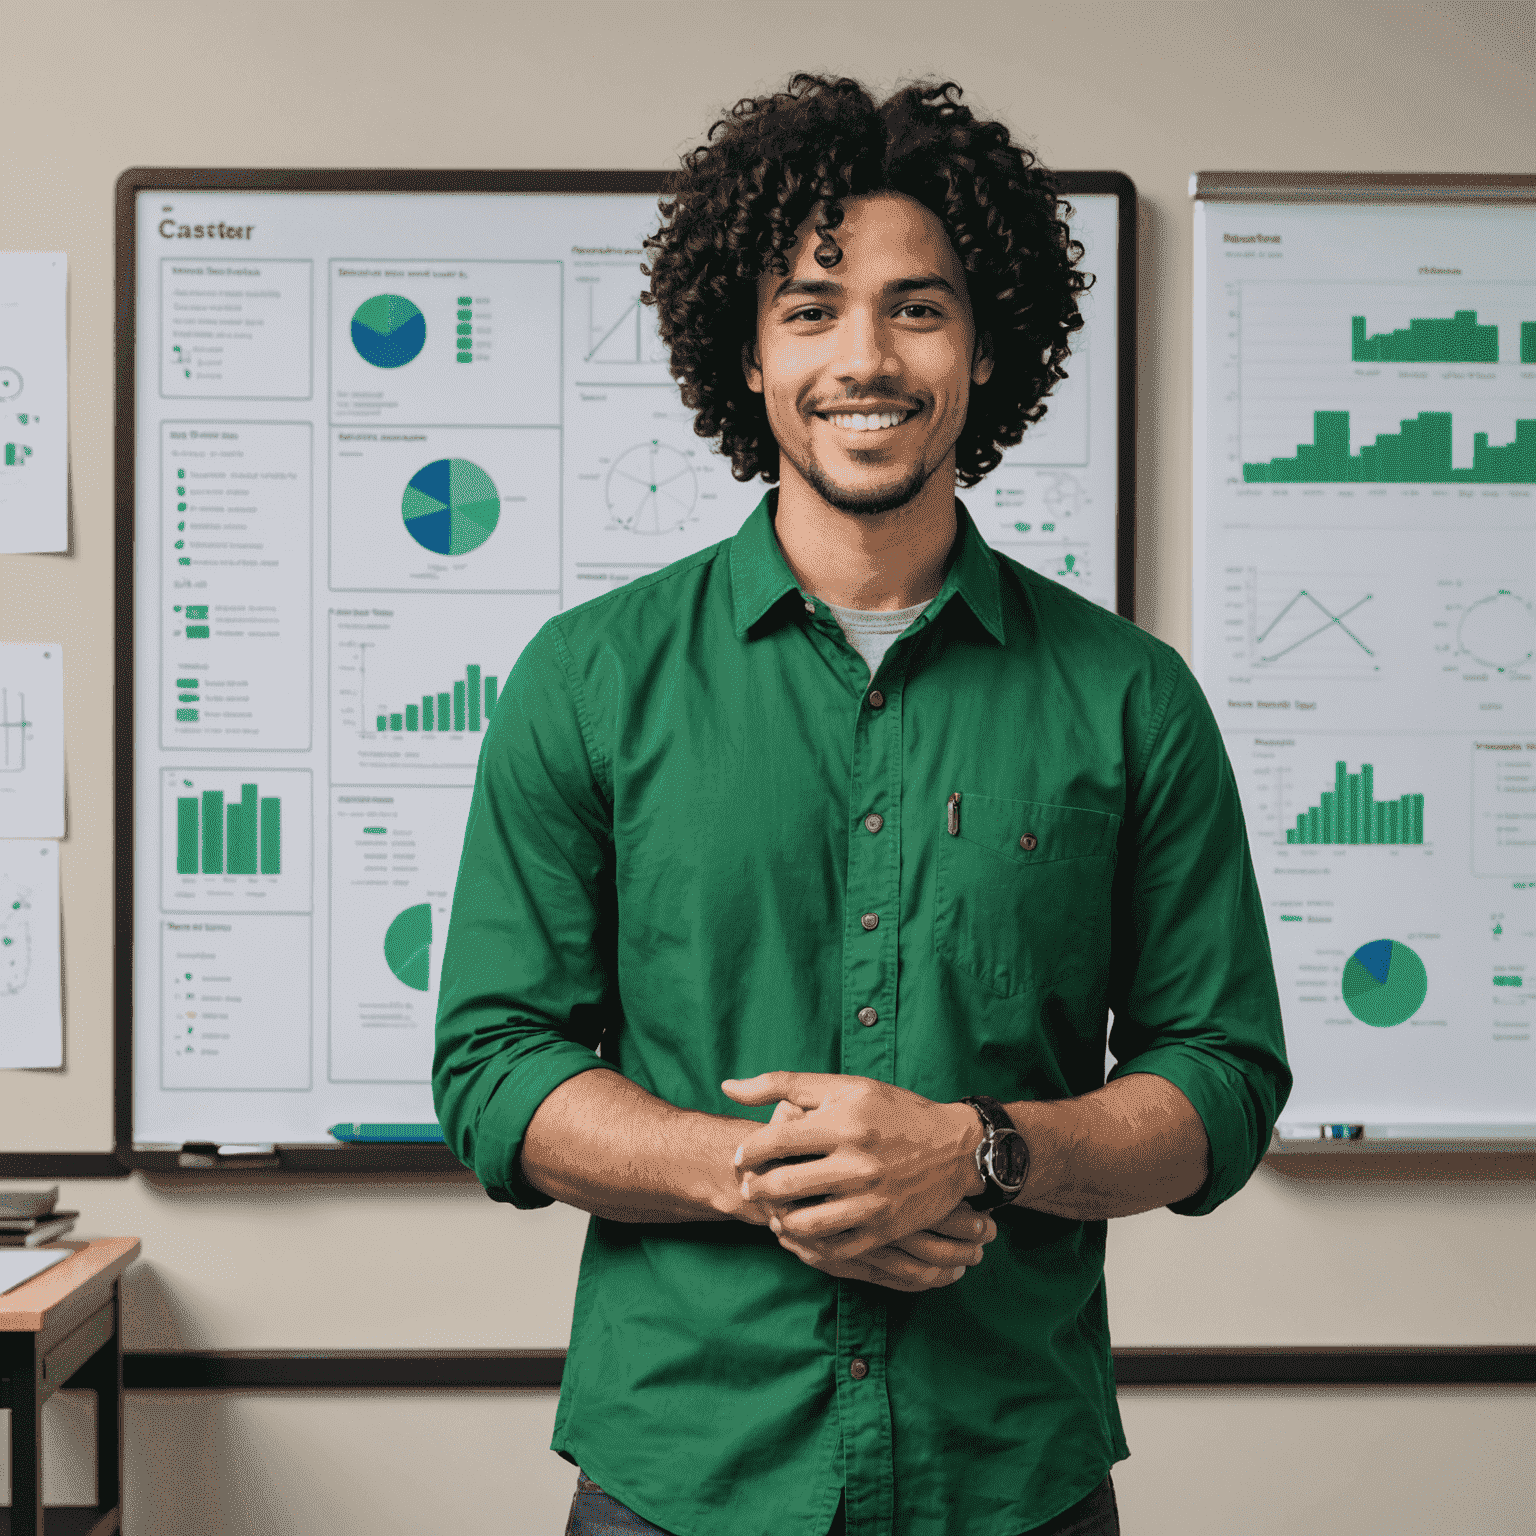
[2, 2, 1533, 1530]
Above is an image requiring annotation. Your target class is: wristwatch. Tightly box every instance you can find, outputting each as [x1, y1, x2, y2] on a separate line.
[960, 1095, 1029, 1210]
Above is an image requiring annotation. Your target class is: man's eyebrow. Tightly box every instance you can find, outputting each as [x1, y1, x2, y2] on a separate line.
[770, 277, 842, 303]
[769, 274, 960, 303]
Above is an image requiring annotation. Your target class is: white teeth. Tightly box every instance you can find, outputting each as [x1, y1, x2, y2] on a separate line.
[826, 411, 908, 431]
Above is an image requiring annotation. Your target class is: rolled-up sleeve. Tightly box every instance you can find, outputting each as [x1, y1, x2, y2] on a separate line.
[1105, 653, 1291, 1217]
[433, 619, 621, 1207]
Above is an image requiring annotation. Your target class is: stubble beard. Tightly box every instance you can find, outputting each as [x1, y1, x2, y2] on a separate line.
[786, 441, 943, 519]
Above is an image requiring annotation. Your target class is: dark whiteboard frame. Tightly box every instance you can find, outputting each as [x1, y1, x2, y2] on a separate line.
[87, 164, 1132, 1178]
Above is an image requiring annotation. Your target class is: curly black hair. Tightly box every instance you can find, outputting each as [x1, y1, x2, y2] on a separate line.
[642, 73, 1091, 488]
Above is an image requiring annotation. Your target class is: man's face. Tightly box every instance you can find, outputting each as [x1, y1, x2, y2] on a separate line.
[745, 191, 993, 517]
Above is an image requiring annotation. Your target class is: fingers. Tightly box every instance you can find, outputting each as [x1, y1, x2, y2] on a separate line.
[777, 1233, 969, 1293]
[722, 1072, 841, 1109]
[734, 1116, 841, 1176]
[886, 1228, 986, 1270]
[928, 1203, 999, 1244]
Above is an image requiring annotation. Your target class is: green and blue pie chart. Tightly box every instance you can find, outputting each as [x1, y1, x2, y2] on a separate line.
[1341, 939, 1427, 1027]
[401, 458, 500, 556]
[351, 294, 426, 368]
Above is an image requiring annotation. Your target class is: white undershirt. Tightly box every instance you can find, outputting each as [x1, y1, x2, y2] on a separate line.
[823, 597, 933, 680]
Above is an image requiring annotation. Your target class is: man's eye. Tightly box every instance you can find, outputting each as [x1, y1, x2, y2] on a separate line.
[789, 306, 828, 323]
[898, 303, 940, 319]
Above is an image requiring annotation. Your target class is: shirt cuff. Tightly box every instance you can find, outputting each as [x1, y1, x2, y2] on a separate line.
[1108, 1045, 1265, 1218]
[471, 1051, 623, 1209]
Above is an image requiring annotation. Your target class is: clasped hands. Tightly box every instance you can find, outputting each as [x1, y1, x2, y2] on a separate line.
[722, 1071, 998, 1294]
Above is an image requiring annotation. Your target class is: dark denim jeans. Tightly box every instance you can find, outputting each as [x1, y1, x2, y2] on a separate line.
[564, 1469, 1120, 1535]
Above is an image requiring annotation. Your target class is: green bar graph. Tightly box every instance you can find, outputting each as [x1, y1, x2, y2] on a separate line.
[176, 798, 199, 873]
[201, 791, 224, 873]
[226, 783, 258, 875]
[1288, 762, 1425, 845]
[1351, 309, 1498, 363]
[1522, 323, 1536, 365]
[176, 784, 284, 875]
[371, 666, 498, 735]
[259, 798, 281, 874]
[1245, 411, 1536, 484]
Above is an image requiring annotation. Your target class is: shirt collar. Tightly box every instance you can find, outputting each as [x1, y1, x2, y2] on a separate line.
[728, 489, 1006, 646]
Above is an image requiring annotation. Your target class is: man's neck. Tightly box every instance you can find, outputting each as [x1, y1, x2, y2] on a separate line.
[772, 460, 958, 612]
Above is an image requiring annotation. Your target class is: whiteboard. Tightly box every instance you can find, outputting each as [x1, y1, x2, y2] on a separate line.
[120, 170, 1131, 1164]
[1191, 173, 1536, 1145]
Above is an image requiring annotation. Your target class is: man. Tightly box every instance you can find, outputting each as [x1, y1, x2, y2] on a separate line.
[435, 74, 1289, 1536]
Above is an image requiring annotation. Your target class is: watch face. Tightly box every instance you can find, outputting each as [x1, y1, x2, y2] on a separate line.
[994, 1129, 1028, 1190]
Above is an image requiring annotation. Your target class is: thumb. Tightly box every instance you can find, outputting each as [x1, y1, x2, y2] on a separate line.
[721, 1071, 827, 1108]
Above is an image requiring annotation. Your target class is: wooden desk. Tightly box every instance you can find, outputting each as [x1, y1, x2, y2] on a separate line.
[0, 1238, 140, 1536]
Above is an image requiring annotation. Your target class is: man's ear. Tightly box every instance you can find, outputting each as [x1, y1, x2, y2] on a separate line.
[971, 332, 994, 387]
[742, 339, 763, 394]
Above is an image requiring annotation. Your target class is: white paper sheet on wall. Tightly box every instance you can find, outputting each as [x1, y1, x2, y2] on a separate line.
[0, 643, 64, 838]
[0, 839, 62, 1069]
[0, 252, 68, 554]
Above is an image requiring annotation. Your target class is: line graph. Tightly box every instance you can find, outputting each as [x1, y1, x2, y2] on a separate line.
[1245, 571, 1380, 677]
[578, 269, 667, 365]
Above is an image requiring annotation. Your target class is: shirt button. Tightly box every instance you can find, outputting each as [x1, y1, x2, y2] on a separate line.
[860, 912, 879, 931]
[856, 1006, 878, 1028]
[850, 1358, 869, 1380]
[804, 600, 815, 613]
[1019, 833, 1038, 851]
[864, 813, 883, 834]
[868, 689, 885, 708]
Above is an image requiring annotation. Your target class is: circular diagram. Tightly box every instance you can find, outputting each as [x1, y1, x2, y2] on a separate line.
[351, 294, 426, 369]
[1341, 939, 1427, 1028]
[605, 440, 697, 534]
[0, 367, 22, 401]
[1457, 590, 1536, 672]
[384, 902, 432, 992]
[401, 458, 500, 556]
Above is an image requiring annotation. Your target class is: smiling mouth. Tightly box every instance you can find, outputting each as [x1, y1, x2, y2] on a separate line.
[816, 407, 919, 433]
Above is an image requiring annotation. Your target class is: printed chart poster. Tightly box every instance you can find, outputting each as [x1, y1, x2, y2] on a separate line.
[0, 840, 61, 1069]
[0, 643, 65, 839]
[0, 252, 68, 553]
[1193, 196, 1536, 1131]
[328, 785, 470, 1083]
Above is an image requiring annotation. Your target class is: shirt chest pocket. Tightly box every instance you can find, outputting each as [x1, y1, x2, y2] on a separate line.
[935, 793, 1121, 999]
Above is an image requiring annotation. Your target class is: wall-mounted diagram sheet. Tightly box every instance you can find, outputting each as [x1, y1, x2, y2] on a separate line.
[0, 839, 62, 1069]
[0, 643, 65, 838]
[0, 252, 68, 553]
[131, 186, 1123, 1149]
[1193, 190, 1536, 1135]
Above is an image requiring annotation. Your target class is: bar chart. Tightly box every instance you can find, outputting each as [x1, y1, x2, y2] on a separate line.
[161, 768, 312, 913]
[1287, 761, 1425, 845]
[1244, 410, 1536, 483]
[329, 597, 554, 779]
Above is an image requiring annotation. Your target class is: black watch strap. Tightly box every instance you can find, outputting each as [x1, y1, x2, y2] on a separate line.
[961, 1095, 1030, 1211]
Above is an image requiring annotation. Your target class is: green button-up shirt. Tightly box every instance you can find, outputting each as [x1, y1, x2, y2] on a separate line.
[434, 492, 1289, 1536]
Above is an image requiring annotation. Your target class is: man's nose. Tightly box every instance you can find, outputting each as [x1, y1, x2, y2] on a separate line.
[832, 309, 897, 385]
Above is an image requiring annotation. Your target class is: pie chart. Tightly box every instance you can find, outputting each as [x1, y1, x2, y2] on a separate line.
[351, 294, 426, 369]
[383, 902, 432, 992]
[401, 458, 500, 556]
[1341, 939, 1427, 1027]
